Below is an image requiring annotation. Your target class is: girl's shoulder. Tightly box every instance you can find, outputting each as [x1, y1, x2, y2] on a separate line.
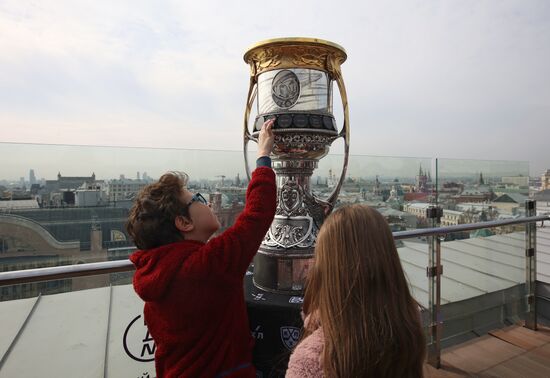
[286, 327, 324, 378]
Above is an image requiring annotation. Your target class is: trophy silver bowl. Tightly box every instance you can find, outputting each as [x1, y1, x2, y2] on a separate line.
[243, 38, 350, 294]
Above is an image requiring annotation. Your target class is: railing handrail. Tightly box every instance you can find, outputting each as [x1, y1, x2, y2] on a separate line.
[0, 260, 134, 287]
[393, 214, 549, 240]
[0, 215, 548, 287]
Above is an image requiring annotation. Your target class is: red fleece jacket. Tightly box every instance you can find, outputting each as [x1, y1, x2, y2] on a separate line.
[130, 167, 276, 378]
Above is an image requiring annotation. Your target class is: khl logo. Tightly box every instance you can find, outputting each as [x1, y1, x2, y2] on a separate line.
[280, 326, 300, 350]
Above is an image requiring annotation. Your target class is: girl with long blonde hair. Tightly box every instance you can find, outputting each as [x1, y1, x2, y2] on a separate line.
[286, 204, 426, 377]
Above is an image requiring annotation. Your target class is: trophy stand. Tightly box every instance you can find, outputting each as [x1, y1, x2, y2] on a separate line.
[242, 38, 351, 376]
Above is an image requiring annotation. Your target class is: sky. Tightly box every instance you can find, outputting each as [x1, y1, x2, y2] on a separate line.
[0, 0, 549, 179]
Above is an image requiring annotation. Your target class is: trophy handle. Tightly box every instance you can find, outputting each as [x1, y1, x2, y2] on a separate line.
[312, 69, 350, 215]
[243, 76, 258, 181]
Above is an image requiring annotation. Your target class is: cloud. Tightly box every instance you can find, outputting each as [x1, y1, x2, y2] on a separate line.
[0, 0, 549, 177]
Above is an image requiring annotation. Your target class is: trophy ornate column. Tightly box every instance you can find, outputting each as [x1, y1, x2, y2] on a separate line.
[243, 38, 350, 294]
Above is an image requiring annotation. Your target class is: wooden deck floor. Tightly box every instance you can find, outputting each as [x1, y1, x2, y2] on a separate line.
[424, 325, 550, 377]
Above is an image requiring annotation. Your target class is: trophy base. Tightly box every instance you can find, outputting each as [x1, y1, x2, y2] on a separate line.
[253, 249, 314, 295]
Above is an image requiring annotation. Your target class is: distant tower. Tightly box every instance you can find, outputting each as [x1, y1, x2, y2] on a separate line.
[416, 164, 428, 193]
[235, 173, 241, 187]
[327, 169, 337, 188]
[209, 193, 222, 214]
[541, 169, 550, 190]
[388, 185, 398, 201]
[90, 216, 103, 254]
[137, 171, 141, 180]
[29, 169, 36, 185]
[373, 175, 381, 196]
[478, 172, 485, 185]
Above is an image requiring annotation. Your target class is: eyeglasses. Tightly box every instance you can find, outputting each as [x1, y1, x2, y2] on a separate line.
[186, 193, 208, 208]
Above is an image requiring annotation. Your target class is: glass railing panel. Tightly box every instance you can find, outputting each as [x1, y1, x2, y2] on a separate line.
[394, 234, 431, 340]
[0, 272, 156, 378]
[395, 238, 430, 309]
[0, 142, 250, 300]
[437, 225, 527, 348]
[318, 154, 434, 231]
[435, 157, 530, 210]
[1, 142, 532, 305]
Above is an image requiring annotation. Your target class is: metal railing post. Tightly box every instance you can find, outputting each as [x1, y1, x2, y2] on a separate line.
[525, 199, 537, 330]
[426, 205, 442, 368]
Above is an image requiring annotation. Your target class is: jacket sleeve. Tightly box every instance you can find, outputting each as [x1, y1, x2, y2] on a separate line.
[196, 165, 277, 277]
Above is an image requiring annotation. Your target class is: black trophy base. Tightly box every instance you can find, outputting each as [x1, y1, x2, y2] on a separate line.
[245, 269, 303, 378]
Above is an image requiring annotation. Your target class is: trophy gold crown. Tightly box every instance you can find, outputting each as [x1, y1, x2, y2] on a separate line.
[244, 37, 347, 77]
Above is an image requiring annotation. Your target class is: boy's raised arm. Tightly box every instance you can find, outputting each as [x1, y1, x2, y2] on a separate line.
[200, 120, 277, 276]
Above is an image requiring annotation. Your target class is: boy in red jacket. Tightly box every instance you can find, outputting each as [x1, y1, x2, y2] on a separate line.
[127, 119, 276, 377]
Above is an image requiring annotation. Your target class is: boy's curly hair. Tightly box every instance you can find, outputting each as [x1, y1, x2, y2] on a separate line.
[126, 171, 190, 250]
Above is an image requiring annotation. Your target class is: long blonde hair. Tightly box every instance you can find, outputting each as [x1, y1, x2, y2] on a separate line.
[303, 204, 425, 377]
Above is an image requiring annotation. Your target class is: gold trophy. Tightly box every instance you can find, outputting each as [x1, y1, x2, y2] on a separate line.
[243, 38, 350, 294]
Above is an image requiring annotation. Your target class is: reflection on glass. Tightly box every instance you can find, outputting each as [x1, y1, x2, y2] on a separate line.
[437, 158, 530, 221]
[0, 142, 534, 308]
[438, 228, 526, 346]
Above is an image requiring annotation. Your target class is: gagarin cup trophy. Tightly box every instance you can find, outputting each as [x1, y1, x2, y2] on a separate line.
[243, 38, 350, 294]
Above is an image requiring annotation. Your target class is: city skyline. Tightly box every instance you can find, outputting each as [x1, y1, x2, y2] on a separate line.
[0, 141, 533, 183]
